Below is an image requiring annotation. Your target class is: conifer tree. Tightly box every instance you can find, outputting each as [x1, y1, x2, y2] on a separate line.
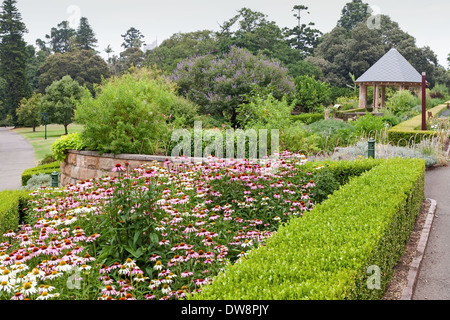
[75, 17, 97, 51]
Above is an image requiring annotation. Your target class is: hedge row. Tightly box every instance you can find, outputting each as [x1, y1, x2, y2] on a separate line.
[387, 103, 448, 146]
[291, 113, 325, 125]
[0, 190, 31, 238]
[189, 158, 425, 300]
[21, 161, 60, 186]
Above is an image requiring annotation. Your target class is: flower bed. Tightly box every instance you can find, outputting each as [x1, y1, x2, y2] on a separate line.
[190, 158, 425, 300]
[0, 155, 424, 300]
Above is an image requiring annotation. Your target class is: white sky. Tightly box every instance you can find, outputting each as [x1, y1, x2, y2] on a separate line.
[16, 0, 450, 67]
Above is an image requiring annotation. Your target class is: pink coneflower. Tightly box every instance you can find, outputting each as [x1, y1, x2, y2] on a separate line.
[112, 164, 126, 172]
[182, 224, 197, 233]
[102, 285, 118, 296]
[181, 271, 193, 278]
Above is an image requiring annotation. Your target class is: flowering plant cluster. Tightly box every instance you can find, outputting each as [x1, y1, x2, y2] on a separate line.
[1, 152, 321, 300]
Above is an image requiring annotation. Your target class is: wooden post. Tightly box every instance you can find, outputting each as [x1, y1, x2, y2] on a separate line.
[359, 84, 367, 109]
[422, 73, 426, 130]
[381, 86, 386, 109]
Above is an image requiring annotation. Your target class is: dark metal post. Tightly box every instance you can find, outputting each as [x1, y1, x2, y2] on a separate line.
[51, 171, 59, 188]
[422, 72, 426, 130]
[368, 138, 375, 159]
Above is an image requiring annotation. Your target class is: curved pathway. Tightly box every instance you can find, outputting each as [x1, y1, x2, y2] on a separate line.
[0, 127, 35, 191]
[412, 164, 450, 300]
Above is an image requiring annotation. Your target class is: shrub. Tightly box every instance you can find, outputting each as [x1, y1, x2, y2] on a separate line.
[0, 190, 30, 237]
[291, 113, 324, 125]
[51, 132, 85, 161]
[386, 90, 419, 115]
[21, 161, 60, 186]
[76, 69, 198, 155]
[171, 46, 295, 125]
[351, 114, 388, 137]
[22, 173, 52, 191]
[189, 158, 425, 300]
[307, 119, 355, 151]
[294, 75, 331, 113]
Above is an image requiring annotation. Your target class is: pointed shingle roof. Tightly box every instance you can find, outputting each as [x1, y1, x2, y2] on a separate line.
[355, 48, 422, 84]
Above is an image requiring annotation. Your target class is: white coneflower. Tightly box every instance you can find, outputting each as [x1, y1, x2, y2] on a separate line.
[38, 284, 56, 293]
[161, 284, 171, 295]
[0, 280, 15, 294]
[55, 261, 72, 272]
[36, 291, 51, 300]
[133, 273, 148, 282]
[241, 239, 253, 248]
[153, 261, 164, 270]
[123, 258, 137, 268]
[20, 281, 38, 297]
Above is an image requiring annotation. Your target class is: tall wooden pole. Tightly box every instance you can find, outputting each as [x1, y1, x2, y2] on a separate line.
[422, 72, 426, 130]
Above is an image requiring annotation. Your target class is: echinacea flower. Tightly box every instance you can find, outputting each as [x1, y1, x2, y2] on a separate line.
[112, 164, 126, 172]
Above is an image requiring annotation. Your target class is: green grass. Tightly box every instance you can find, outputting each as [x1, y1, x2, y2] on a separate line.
[13, 124, 84, 163]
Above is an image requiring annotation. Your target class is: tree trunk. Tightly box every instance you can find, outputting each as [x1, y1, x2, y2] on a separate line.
[33, 126, 36, 132]
[64, 124, 68, 135]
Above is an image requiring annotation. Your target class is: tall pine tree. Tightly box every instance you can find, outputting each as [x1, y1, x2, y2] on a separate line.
[0, 0, 30, 122]
[75, 17, 97, 51]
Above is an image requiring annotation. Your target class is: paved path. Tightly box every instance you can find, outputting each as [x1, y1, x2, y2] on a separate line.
[412, 164, 450, 300]
[0, 127, 35, 191]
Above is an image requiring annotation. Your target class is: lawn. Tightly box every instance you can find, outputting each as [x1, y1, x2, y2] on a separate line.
[13, 124, 84, 163]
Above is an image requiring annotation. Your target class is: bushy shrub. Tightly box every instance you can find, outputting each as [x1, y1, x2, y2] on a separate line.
[21, 161, 60, 186]
[171, 46, 295, 125]
[22, 173, 52, 191]
[76, 69, 199, 155]
[307, 119, 355, 151]
[51, 132, 85, 161]
[386, 90, 419, 115]
[291, 113, 324, 125]
[351, 114, 388, 137]
[294, 75, 331, 113]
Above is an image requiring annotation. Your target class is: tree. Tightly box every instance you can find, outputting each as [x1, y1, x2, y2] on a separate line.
[117, 47, 145, 74]
[37, 49, 110, 93]
[45, 21, 76, 53]
[171, 46, 295, 125]
[74, 17, 97, 51]
[294, 75, 331, 113]
[16, 92, 41, 131]
[0, 0, 30, 123]
[121, 27, 145, 49]
[41, 75, 89, 134]
[284, 5, 322, 56]
[145, 30, 219, 72]
[337, 0, 371, 32]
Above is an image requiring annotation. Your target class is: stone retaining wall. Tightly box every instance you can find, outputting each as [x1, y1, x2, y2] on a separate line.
[60, 150, 172, 186]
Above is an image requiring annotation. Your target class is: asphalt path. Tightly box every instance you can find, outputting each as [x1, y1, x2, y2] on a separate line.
[412, 164, 450, 300]
[0, 127, 35, 191]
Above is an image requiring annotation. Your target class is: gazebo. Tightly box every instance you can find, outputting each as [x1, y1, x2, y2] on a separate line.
[355, 48, 424, 110]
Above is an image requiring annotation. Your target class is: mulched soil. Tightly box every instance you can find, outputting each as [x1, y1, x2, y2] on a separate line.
[382, 199, 431, 300]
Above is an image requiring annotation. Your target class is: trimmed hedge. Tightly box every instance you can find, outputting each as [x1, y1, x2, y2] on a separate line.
[189, 158, 425, 300]
[387, 103, 448, 146]
[0, 190, 31, 238]
[291, 113, 325, 125]
[21, 161, 60, 186]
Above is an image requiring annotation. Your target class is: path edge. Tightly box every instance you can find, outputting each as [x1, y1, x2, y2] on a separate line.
[400, 198, 437, 300]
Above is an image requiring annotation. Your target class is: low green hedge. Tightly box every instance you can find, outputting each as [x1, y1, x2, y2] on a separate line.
[0, 190, 31, 238]
[387, 103, 448, 146]
[291, 113, 325, 125]
[21, 161, 60, 186]
[189, 158, 425, 300]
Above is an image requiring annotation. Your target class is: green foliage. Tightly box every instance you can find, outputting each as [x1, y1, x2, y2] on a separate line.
[172, 46, 295, 125]
[74, 17, 97, 51]
[45, 20, 75, 54]
[51, 132, 84, 161]
[37, 49, 111, 94]
[75, 68, 198, 155]
[307, 119, 355, 152]
[291, 113, 324, 125]
[294, 75, 331, 113]
[0, 190, 30, 237]
[337, 0, 371, 31]
[386, 90, 418, 115]
[121, 27, 145, 49]
[16, 92, 42, 130]
[22, 173, 52, 191]
[351, 113, 387, 137]
[41, 75, 90, 134]
[279, 122, 320, 155]
[21, 161, 60, 185]
[189, 158, 425, 300]
[236, 92, 293, 129]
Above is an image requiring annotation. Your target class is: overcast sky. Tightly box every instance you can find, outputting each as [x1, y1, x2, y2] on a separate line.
[15, 0, 450, 67]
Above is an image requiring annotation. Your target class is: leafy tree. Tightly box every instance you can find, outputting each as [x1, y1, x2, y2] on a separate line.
[41, 75, 89, 134]
[121, 27, 145, 49]
[45, 21, 76, 53]
[0, 0, 30, 123]
[74, 17, 97, 51]
[294, 75, 331, 113]
[37, 49, 110, 93]
[337, 0, 371, 32]
[16, 92, 42, 131]
[171, 46, 295, 125]
[145, 30, 219, 72]
[284, 5, 322, 56]
[117, 47, 145, 74]
[448, 53, 450, 69]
